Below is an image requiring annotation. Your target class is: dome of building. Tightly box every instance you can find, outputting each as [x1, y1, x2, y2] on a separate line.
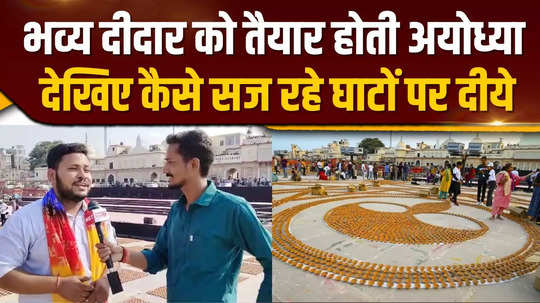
[470, 134, 483, 144]
[396, 137, 406, 150]
[131, 135, 147, 154]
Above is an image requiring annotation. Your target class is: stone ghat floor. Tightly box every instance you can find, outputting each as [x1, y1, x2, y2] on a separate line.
[0, 237, 265, 303]
[273, 178, 540, 302]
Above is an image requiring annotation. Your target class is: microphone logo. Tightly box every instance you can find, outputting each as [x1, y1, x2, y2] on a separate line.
[84, 212, 95, 226]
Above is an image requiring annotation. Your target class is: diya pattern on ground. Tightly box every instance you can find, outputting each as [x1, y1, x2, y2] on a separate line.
[272, 184, 540, 289]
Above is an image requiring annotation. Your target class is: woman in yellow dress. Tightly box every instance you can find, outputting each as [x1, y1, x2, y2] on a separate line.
[439, 163, 452, 199]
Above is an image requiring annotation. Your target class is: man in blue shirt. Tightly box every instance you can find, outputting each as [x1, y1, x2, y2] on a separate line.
[97, 130, 272, 302]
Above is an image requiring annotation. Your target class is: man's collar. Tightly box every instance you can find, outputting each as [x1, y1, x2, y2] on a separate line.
[81, 200, 88, 211]
[181, 180, 217, 207]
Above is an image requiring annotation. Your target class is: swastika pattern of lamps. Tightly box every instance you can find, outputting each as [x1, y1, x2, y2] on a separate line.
[272, 186, 540, 289]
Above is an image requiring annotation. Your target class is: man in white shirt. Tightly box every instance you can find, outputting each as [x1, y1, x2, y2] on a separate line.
[485, 163, 497, 207]
[0, 202, 8, 226]
[317, 161, 323, 174]
[449, 161, 463, 206]
[361, 163, 367, 179]
[511, 168, 520, 178]
[0, 143, 116, 303]
[368, 163, 374, 180]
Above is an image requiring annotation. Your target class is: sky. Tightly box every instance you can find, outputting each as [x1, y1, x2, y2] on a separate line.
[0, 105, 527, 154]
[271, 131, 524, 151]
[0, 106, 265, 156]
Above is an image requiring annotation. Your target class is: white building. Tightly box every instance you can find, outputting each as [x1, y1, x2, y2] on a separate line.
[33, 167, 48, 182]
[366, 134, 540, 170]
[0, 145, 31, 182]
[90, 136, 167, 186]
[89, 132, 272, 186]
[209, 134, 272, 180]
[284, 139, 351, 161]
[2, 130, 272, 187]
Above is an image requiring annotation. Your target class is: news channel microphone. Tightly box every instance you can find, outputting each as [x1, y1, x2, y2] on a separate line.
[87, 200, 124, 294]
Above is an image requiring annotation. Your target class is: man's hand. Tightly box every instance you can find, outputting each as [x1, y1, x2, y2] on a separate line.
[86, 277, 110, 303]
[56, 276, 94, 302]
[96, 241, 123, 263]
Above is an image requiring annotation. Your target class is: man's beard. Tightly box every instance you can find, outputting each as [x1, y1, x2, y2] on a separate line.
[56, 173, 87, 202]
[167, 183, 182, 190]
[167, 174, 184, 189]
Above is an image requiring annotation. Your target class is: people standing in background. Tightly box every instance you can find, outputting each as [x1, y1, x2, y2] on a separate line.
[486, 163, 496, 207]
[281, 157, 288, 178]
[403, 162, 409, 181]
[430, 165, 438, 184]
[324, 163, 331, 178]
[510, 167, 522, 191]
[527, 169, 539, 192]
[491, 163, 534, 220]
[527, 172, 540, 224]
[476, 156, 489, 205]
[317, 160, 323, 174]
[0, 202, 8, 226]
[347, 161, 354, 179]
[466, 164, 476, 186]
[439, 163, 452, 200]
[449, 161, 464, 206]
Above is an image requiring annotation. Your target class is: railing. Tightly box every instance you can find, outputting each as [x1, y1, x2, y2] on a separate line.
[214, 154, 241, 164]
[87, 186, 271, 202]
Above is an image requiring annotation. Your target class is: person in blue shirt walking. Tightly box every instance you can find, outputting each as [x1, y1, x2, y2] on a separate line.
[96, 130, 272, 302]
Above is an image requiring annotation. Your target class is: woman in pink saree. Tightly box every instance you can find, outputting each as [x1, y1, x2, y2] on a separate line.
[491, 163, 533, 220]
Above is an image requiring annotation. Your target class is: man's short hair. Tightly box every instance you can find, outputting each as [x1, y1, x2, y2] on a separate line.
[47, 143, 88, 169]
[456, 161, 462, 166]
[166, 130, 214, 177]
[481, 156, 487, 160]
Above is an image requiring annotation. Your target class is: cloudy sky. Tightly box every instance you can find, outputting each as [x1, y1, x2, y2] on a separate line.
[0, 105, 528, 154]
[271, 131, 524, 151]
[0, 106, 264, 156]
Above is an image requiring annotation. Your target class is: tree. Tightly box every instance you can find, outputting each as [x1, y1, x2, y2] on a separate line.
[358, 138, 385, 155]
[28, 141, 63, 171]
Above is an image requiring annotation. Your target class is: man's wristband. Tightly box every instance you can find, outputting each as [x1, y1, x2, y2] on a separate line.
[120, 246, 129, 263]
[55, 275, 61, 293]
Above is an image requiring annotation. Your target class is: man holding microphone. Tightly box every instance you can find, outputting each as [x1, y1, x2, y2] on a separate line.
[96, 130, 272, 302]
[0, 143, 116, 303]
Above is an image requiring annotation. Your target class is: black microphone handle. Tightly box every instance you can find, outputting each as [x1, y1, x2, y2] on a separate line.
[94, 220, 124, 294]
[95, 222, 114, 269]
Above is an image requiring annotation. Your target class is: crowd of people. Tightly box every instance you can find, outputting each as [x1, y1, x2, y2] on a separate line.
[212, 176, 271, 187]
[273, 157, 414, 182]
[273, 155, 540, 224]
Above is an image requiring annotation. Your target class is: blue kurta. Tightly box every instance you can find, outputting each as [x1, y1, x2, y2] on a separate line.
[528, 185, 540, 218]
[141, 181, 272, 302]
